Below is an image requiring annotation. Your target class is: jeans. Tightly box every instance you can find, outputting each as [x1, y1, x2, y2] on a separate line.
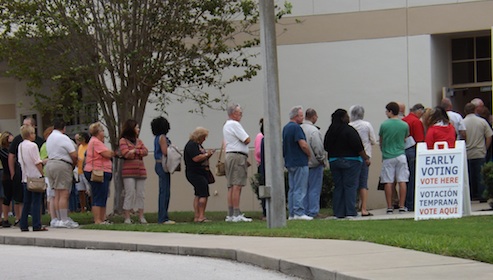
[84, 171, 112, 207]
[467, 158, 486, 200]
[69, 182, 78, 212]
[405, 146, 416, 211]
[287, 166, 308, 217]
[304, 165, 323, 217]
[155, 163, 171, 223]
[330, 158, 360, 218]
[20, 183, 42, 230]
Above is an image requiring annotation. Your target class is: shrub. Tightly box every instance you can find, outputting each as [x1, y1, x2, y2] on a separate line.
[481, 162, 493, 199]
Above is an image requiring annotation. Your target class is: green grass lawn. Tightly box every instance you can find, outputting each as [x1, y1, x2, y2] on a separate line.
[57, 209, 493, 264]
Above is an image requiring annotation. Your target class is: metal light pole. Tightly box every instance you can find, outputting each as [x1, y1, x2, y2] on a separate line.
[259, 0, 286, 228]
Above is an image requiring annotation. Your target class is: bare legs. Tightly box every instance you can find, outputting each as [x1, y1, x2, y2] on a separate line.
[193, 196, 208, 222]
[227, 185, 242, 215]
[385, 182, 406, 208]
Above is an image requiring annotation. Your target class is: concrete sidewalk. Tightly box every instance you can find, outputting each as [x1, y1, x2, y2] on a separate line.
[0, 202, 492, 280]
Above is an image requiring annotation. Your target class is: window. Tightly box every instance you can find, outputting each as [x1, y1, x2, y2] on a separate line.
[451, 36, 491, 85]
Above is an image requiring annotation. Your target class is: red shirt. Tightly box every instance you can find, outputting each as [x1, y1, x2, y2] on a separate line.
[402, 113, 425, 142]
[425, 124, 456, 149]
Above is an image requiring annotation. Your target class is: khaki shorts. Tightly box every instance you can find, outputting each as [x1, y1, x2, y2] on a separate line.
[225, 153, 248, 187]
[380, 154, 409, 183]
[45, 160, 74, 190]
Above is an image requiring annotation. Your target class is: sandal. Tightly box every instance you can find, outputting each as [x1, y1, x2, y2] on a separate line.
[196, 218, 212, 223]
[33, 227, 48, 231]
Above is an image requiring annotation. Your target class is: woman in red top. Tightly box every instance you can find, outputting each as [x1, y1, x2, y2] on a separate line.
[119, 119, 148, 224]
[425, 106, 456, 149]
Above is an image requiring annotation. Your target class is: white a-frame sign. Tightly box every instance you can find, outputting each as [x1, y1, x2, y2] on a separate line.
[415, 141, 472, 220]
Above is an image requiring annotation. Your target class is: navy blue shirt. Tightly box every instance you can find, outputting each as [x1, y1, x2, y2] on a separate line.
[282, 121, 308, 168]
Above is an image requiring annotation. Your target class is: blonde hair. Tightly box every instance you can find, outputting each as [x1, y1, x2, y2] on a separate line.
[0, 131, 12, 148]
[20, 125, 34, 140]
[43, 126, 54, 140]
[89, 122, 104, 136]
[189, 127, 209, 142]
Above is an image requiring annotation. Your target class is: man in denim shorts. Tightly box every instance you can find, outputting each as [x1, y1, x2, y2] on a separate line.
[379, 102, 410, 214]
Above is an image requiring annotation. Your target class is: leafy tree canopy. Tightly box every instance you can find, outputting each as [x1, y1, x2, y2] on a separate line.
[0, 0, 291, 147]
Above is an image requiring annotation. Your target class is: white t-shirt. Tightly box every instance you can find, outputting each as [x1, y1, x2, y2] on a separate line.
[447, 111, 466, 139]
[46, 130, 76, 163]
[223, 119, 249, 154]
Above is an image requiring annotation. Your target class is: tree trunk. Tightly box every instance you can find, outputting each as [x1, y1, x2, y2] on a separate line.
[112, 156, 125, 215]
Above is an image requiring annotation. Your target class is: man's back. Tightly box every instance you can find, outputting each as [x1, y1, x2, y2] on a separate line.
[283, 121, 308, 168]
[464, 114, 493, 159]
[447, 111, 466, 139]
[380, 118, 408, 160]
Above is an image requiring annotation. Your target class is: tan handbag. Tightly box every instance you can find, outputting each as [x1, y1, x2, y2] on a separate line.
[27, 177, 47, 193]
[215, 142, 226, 176]
[90, 169, 104, 182]
[90, 142, 104, 182]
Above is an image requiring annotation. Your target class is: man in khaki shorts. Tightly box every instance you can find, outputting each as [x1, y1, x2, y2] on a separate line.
[45, 118, 78, 228]
[223, 103, 252, 222]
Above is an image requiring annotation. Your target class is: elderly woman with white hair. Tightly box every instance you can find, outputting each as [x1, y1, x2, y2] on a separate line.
[349, 105, 377, 216]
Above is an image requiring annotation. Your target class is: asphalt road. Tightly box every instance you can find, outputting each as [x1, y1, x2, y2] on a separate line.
[0, 244, 301, 280]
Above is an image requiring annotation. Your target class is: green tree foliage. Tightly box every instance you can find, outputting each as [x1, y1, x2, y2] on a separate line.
[0, 0, 291, 147]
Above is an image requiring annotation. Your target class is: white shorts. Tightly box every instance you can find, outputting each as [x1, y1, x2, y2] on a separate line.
[380, 154, 409, 183]
[45, 177, 55, 198]
[76, 174, 91, 191]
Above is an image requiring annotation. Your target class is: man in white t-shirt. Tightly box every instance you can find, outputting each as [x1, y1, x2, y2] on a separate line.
[441, 98, 466, 140]
[223, 103, 252, 222]
[45, 118, 78, 228]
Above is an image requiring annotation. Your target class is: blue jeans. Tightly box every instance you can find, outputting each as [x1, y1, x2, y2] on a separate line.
[304, 165, 323, 217]
[84, 171, 112, 207]
[287, 166, 308, 217]
[69, 181, 78, 212]
[405, 146, 416, 211]
[20, 183, 42, 230]
[155, 163, 171, 223]
[468, 158, 486, 200]
[330, 159, 360, 218]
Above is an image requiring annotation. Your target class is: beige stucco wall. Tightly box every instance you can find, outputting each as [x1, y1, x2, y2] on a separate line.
[105, 151, 263, 214]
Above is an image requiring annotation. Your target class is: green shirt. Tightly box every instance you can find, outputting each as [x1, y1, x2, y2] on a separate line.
[379, 118, 409, 160]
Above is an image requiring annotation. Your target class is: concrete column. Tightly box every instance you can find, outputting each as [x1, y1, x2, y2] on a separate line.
[259, 0, 287, 228]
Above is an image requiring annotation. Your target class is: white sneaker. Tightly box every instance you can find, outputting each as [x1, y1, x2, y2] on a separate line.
[232, 214, 252, 222]
[59, 219, 79, 228]
[124, 218, 132, 224]
[288, 216, 294, 220]
[225, 216, 234, 222]
[50, 219, 60, 228]
[293, 214, 313, 221]
[139, 217, 148, 224]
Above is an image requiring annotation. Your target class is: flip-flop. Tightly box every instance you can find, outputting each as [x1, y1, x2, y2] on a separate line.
[361, 212, 374, 217]
[196, 219, 212, 223]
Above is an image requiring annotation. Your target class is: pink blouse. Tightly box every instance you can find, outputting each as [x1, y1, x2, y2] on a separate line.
[18, 140, 43, 183]
[83, 137, 113, 173]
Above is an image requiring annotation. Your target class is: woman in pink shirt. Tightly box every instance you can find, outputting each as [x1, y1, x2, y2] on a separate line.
[84, 122, 115, 224]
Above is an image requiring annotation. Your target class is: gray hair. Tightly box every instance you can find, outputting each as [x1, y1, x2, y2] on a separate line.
[227, 103, 241, 116]
[349, 105, 364, 121]
[289, 106, 303, 119]
[305, 108, 317, 119]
